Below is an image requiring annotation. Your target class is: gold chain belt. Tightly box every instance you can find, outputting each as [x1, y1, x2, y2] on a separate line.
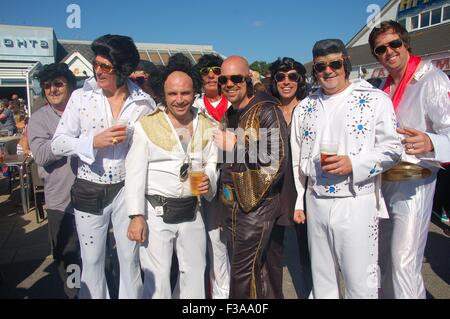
[382, 161, 432, 182]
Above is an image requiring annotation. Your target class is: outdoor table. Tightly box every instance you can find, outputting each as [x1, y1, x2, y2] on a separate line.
[0, 135, 21, 154]
[0, 154, 32, 214]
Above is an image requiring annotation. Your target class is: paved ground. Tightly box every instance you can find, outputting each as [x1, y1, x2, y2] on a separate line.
[0, 175, 448, 299]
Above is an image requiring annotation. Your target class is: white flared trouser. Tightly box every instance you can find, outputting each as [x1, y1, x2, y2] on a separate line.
[140, 204, 207, 299]
[75, 187, 142, 299]
[380, 174, 437, 299]
[203, 199, 230, 299]
[306, 190, 379, 299]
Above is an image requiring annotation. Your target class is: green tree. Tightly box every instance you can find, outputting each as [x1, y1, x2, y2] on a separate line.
[250, 61, 269, 76]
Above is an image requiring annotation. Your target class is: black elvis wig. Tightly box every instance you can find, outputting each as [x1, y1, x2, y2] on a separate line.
[91, 34, 139, 88]
[36, 63, 77, 96]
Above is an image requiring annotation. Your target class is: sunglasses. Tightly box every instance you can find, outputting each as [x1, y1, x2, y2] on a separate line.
[218, 75, 246, 86]
[274, 72, 300, 82]
[93, 60, 115, 74]
[180, 162, 189, 182]
[130, 76, 148, 86]
[43, 80, 66, 90]
[313, 60, 344, 73]
[200, 66, 221, 76]
[373, 39, 403, 56]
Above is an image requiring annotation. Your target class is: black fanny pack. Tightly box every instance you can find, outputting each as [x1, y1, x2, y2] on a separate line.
[145, 195, 198, 224]
[71, 178, 124, 215]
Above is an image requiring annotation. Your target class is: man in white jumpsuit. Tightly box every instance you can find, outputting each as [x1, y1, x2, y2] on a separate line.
[291, 39, 402, 299]
[126, 53, 218, 299]
[52, 35, 155, 299]
[369, 20, 450, 299]
[193, 54, 231, 299]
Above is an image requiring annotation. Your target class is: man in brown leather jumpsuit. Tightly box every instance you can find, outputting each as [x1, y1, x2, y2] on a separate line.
[213, 56, 288, 299]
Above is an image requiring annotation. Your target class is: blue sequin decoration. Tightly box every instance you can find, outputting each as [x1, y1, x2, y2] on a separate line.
[224, 188, 231, 200]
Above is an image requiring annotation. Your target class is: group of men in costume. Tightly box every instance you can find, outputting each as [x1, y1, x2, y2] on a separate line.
[26, 19, 449, 299]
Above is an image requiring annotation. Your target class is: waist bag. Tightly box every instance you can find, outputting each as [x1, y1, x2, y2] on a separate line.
[146, 194, 198, 224]
[71, 178, 124, 215]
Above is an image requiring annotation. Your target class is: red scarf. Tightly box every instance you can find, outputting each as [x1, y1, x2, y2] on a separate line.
[383, 55, 422, 111]
[203, 95, 229, 121]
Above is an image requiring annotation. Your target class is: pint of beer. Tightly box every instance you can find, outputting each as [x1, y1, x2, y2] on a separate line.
[320, 141, 338, 166]
[190, 170, 205, 196]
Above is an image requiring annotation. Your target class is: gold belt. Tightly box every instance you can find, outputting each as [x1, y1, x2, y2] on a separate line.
[382, 161, 432, 182]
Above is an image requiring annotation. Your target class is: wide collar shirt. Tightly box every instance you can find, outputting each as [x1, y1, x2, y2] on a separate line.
[125, 106, 219, 216]
[51, 77, 156, 184]
[291, 79, 402, 215]
[393, 61, 450, 168]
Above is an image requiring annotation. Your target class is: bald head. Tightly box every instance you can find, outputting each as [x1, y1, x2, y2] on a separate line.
[220, 56, 253, 109]
[221, 56, 251, 78]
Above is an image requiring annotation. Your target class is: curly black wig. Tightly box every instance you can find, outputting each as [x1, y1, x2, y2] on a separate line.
[91, 34, 139, 88]
[36, 63, 77, 96]
[268, 57, 308, 100]
[153, 53, 202, 104]
[195, 54, 224, 72]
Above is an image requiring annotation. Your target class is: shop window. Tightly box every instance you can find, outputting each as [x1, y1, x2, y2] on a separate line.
[444, 6, 450, 21]
[411, 15, 419, 29]
[431, 8, 442, 25]
[420, 11, 430, 28]
[398, 19, 407, 29]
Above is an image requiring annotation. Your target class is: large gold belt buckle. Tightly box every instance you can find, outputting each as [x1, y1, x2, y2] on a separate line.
[382, 161, 432, 182]
[221, 184, 235, 205]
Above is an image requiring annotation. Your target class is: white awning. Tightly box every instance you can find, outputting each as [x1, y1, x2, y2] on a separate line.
[0, 61, 40, 84]
[0, 61, 41, 115]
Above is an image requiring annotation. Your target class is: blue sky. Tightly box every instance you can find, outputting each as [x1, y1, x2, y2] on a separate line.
[0, 0, 389, 63]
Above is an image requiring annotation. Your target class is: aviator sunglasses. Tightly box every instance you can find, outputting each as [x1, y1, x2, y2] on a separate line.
[274, 72, 300, 82]
[200, 66, 221, 76]
[93, 60, 115, 74]
[313, 60, 344, 73]
[43, 80, 66, 90]
[373, 39, 403, 56]
[218, 75, 246, 85]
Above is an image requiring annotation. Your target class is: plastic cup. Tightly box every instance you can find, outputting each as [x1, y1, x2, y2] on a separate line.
[320, 141, 338, 166]
[190, 161, 205, 206]
[190, 169, 205, 197]
[111, 118, 128, 131]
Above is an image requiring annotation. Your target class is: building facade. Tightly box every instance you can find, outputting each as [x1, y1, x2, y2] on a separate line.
[0, 24, 223, 113]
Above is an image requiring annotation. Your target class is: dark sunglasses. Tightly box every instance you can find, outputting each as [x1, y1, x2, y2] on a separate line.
[313, 60, 344, 73]
[218, 75, 246, 85]
[180, 162, 189, 182]
[93, 60, 115, 74]
[200, 66, 221, 76]
[373, 39, 403, 56]
[130, 76, 147, 86]
[274, 72, 300, 82]
[43, 80, 66, 90]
